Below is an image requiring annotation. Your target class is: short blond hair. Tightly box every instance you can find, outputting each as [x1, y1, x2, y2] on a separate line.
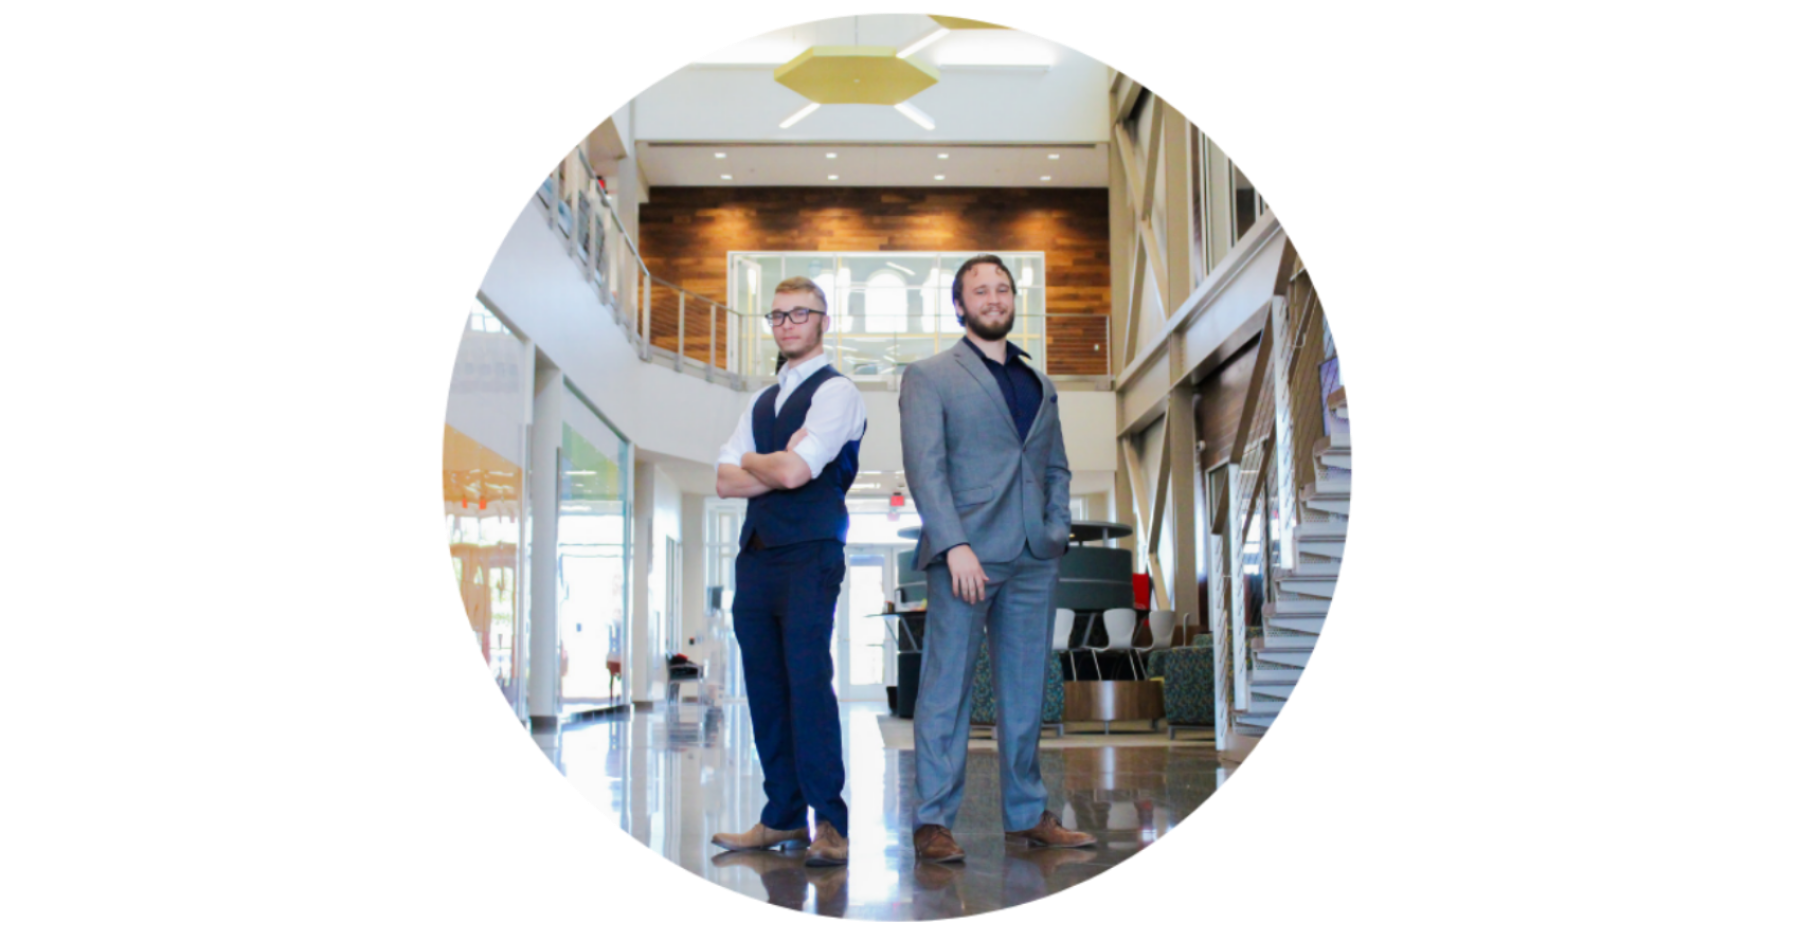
[773, 276, 828, 314]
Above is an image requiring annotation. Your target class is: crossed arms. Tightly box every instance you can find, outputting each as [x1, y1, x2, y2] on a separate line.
[717, 429, 814, 497]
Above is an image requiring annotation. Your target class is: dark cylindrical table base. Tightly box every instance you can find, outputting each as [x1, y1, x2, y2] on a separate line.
[896, 651, 923, 719]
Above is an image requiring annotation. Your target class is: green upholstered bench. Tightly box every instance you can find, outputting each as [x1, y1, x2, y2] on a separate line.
[1146, 634, 1214, 738]
[969, 640, 1065, 737]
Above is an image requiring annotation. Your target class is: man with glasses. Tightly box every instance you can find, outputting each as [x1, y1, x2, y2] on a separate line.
[899, 254, 1096, 866]
[711, 276, 866, 868]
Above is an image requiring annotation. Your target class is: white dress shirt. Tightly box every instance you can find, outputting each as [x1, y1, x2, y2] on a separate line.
[716, 353, 868, 480]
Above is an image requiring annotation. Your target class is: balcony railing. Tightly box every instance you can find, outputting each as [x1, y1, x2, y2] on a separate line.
[536, 157, 1111, 388]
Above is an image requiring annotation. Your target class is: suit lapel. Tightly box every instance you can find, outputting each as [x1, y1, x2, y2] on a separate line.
[1023, 366, 1053, 443]
[952, 341, 1014, 431]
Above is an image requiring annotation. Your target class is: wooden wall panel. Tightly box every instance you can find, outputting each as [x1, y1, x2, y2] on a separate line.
[638, 187, 1111, 374]
[1197, 340, 1259, 472]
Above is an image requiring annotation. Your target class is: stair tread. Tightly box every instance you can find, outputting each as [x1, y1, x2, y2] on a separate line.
[1266, 598, 1330, 609]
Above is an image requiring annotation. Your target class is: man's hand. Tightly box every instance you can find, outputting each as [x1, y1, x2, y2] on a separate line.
[946, 545, 991, 604]
[786, 427, 810, 451]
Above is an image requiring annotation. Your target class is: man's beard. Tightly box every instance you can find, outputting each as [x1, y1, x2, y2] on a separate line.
[966, 308, 1014, 342]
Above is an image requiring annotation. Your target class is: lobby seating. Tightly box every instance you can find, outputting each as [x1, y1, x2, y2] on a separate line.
[1147, 634, 1215, 736]
[969, 641, 1065, 736]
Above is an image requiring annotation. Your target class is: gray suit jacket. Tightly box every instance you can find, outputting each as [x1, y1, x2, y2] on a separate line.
[899, 340, 1072, 571]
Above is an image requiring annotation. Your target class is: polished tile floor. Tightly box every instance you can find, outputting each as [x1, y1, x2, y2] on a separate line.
[535, 699, 1225, 920]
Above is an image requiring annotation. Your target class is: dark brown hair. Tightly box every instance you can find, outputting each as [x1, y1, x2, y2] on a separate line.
[950, 254, 1016, 323]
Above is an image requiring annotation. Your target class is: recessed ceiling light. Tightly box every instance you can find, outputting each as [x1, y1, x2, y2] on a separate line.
[828, 174, 839, 180]
[1040, 175, 1052, 181]
[934, 174, 945, 181]
[714, 152, 726, 159]
[721, 174, 732, 180]
[1048, 153, 1060, 160]
[826, 152, 837, 159]
[938, 153, 949, 159]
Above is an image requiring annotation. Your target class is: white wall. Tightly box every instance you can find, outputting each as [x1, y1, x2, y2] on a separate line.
[680, 493, 709, 650]
[631, 16, 1110, 145]
[629, 462, 683, 702]
[479, 204, 743, 467]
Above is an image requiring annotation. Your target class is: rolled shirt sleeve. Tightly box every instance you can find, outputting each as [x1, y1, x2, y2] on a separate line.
[789, 377, 867, 478]
[716, 399, 757, 469]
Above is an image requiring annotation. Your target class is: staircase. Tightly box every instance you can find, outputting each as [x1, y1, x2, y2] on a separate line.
[1235, 386, 1349, 738]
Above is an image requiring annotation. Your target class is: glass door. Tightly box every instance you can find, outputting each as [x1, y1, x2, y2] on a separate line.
[834, 545, 894, 702]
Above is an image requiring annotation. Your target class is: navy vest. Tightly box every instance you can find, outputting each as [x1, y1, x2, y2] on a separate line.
[739, 364, 862, 550]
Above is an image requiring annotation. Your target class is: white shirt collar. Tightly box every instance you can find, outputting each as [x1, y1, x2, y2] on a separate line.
[778, 352, 831, 389]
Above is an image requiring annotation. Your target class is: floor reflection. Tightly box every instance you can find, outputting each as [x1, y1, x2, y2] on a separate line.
[544, 700, 1221, 920]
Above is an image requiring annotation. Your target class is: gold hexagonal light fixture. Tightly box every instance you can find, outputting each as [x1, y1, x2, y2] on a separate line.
[927, 15, 1008, 30]
[774, 46, 941, 106]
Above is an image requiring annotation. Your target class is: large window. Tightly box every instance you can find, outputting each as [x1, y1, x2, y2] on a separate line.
[558, 390, 631, 704]
[729, 251, 1046, 379]
[444, 300, 531, 720]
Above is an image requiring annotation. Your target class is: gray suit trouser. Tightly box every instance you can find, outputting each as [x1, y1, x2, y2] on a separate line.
[912, 550, 1058, 833]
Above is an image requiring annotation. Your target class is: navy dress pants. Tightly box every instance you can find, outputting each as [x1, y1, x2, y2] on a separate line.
[731, 539, 849, 836]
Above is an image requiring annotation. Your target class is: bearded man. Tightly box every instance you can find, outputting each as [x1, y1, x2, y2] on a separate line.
[898, 254, 1096, 865]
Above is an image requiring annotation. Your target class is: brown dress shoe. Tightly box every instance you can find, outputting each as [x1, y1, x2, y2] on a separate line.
[711, 821, 808, 852]
[913, 824, 966, 863]
[805, 820, 848, 867]
[1006, 810, 1098, 848]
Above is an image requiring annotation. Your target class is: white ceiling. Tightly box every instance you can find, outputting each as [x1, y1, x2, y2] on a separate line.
[689, 16, 1068, 68]
[640, 142, 1107, 188]
[630, 13, 1112, 147]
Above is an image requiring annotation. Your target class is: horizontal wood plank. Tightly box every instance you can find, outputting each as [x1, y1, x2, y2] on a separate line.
[638, 187, 1112, 374]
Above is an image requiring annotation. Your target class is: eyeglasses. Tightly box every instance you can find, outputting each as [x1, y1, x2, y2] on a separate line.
[765, 308, 824, 326]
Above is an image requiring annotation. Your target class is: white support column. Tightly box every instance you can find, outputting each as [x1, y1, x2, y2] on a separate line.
[527, 361, 563, 729]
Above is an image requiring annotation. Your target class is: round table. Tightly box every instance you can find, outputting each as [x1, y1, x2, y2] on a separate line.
[1069, 520, 1133, 544]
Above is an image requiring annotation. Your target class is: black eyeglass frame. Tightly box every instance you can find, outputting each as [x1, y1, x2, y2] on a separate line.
[764, 308, 825, 327]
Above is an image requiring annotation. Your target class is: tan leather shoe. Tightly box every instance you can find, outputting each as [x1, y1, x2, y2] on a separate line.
[711, 821, 808, 852]
[913, 824, 966, 863]
[804, 820, 848, 867]
[1006, 810, 1097, 848]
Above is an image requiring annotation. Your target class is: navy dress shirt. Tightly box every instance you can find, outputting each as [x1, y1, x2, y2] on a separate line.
[962, 336, 1043, 442]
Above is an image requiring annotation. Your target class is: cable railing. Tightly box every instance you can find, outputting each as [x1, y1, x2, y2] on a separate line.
[535, 157, 1112, 388]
